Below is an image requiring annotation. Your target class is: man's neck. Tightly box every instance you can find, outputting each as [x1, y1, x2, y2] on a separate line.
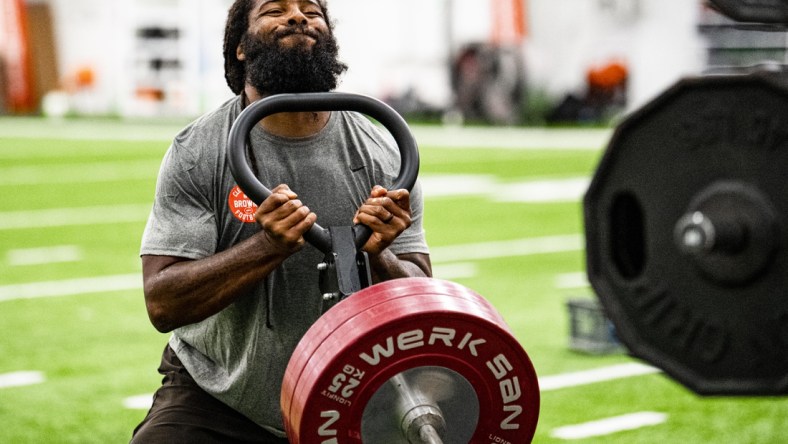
[244, 85, 331, 138]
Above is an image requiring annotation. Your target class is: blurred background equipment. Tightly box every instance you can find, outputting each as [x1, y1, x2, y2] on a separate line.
[701, 0, 788, 71]
[546, 60, 628, 124]
[446, 0, 528, 125]
[0, 0, 734, 124]
[450, 43, 527, 125]
[707, 0, 788, 24]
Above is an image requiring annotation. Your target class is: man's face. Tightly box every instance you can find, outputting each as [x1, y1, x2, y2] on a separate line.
[247, 0, 328, 47]
[239, 0, 346, 95]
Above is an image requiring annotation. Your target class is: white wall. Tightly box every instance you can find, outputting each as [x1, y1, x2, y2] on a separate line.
[40, 0, 706, 117]
[526, 0, 705, 110]
[328, 0, 492, 108]
[47, 0, 232, 116]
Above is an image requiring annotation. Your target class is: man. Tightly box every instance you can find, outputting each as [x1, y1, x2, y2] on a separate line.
[131, 0, 431, 442]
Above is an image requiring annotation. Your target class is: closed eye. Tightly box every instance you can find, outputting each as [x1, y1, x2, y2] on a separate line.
[302, 5, 324, 19]
[259, 8, 283, 17]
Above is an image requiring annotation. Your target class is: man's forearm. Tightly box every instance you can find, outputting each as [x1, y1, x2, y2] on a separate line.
[143, 232, 289, 332]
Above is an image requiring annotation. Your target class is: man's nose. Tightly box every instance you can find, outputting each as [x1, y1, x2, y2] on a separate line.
[285, 7, 308, 26]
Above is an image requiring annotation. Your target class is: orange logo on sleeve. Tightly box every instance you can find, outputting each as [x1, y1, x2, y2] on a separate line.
[228, 185, 259, 223]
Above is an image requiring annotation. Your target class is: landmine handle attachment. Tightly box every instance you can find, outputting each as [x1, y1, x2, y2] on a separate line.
[226, 92, 420, 305]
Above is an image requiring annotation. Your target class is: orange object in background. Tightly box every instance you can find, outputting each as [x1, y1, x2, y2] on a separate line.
[0, 0, 35, 113]
[491, 0, 528, 45]
[75, 66, 96, 89]
[587, 61, 629, 91]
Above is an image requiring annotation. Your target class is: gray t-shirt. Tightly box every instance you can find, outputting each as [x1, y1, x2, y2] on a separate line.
[140, 95, 428, 436]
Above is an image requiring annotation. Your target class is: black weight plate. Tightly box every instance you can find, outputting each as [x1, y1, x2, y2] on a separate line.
[584, 72, 788, 395]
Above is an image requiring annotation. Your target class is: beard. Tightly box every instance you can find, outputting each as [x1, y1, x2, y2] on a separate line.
[241, 25, 347, 95]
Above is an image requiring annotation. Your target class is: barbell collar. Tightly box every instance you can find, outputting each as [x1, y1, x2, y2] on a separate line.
[674, 211, 747, 255]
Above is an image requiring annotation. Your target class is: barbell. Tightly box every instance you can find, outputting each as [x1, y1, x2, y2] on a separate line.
[227, 93, 540, 443]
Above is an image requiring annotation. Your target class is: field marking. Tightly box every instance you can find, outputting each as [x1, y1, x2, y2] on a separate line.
[494, 177, 589, 203]
[551, 412, 668, 440]
[119, 363, 662, 411]
[0, 234, 579, 302]
[123, 394, 154, 410]
[420, 174, 589, 203]
[0, 371, 45, 389]
[432, 262, 478, 280]
[0, 204, 151, 230]
[0, 160, 160, 185]
[420, 174, 497, 198]
[0, 118, 183, 143]
[0, 174, 585, 231]
[0, 118, 609, 150]
[7, 246, 83, 266]
[412, 126, 610, 150]
[0, 274, 142, 302]
[430, 234, 583, 264]
[539, 363, 661, 392]
[555, 272, 589, 289]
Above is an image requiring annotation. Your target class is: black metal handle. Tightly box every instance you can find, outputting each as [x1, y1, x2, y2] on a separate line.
[227, 92, 420, 254]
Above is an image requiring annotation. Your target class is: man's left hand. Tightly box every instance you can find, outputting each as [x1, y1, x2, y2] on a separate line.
[353, 185, 411, 255]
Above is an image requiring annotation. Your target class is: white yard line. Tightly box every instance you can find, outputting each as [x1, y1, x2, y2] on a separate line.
[420, 174, 589, 203]
[0, 160, 160, 185]
[0, 204, 151, 230]
[431, 262, 478, 280]
[430, 234, 583, 264]
[0, 371, 45, 389]
[555, 272, 590, 289]
[419, 174, 498, 198]
[7, 246, 83, 266]
[551, 412, 668, 440]
[493, 177, 590, 203]
[0, 117, 183, 143]
[412, 126, 610, 150]
[0, 234, 579, 302]
[0, 118, 610, 150]
[0, 175, 587, 231]
[119, 363, 663, 411]
[0, 274, 142, 302]
[123, 394, 154, 410]
[539, 363, 661, 392]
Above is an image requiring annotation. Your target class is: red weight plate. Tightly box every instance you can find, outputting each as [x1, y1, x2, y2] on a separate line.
[288, 294, 501, 426]
[281, 290, 506, 425]
[281, 278, 504, 417]
[289, 295, 538, 443]
[287, 294, 483, 441]
[282, 278, 502, 419]
[285, 291, 539, 443]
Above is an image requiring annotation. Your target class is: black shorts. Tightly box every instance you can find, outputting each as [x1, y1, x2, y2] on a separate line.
[130, 345, 289, 444]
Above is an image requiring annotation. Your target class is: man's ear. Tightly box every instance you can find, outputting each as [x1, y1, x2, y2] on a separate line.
[236, 43, 246, 61]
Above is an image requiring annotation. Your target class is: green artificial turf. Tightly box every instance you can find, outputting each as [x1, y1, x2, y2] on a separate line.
[0, 121, 784, 443]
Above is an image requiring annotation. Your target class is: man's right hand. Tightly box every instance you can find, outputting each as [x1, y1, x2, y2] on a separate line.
[255, 184, 317, 253]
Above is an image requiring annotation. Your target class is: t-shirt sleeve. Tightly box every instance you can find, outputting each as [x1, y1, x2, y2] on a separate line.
[387, 177, 430, 256]
[140, 140, 217, 259]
